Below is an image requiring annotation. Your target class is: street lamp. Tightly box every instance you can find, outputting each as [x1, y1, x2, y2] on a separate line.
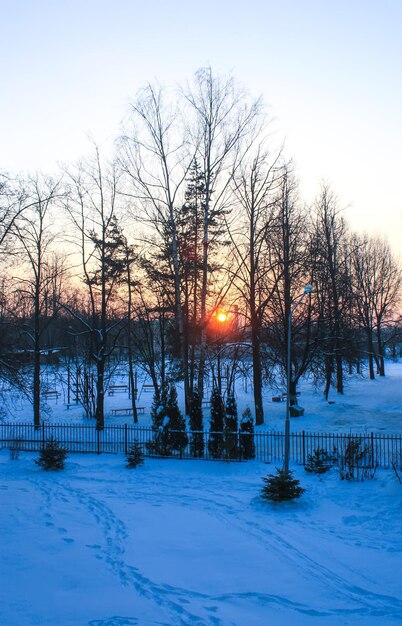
[284, 284, 312, 473]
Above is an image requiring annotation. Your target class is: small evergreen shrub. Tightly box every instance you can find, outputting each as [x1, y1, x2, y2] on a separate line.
[239, 407, 255, 460]
[304, 448, 332, 474]
[35, 438, 68, 471]
[126, 440, 144, 468]
[261, 469, 305, 502]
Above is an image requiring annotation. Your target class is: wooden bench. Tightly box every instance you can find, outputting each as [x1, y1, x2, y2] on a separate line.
[42, 390, 61, 398]
[111, 407, 145, 416]
[272, 394, 287, 403]
[290, 404, 304, 417]
[108, 385, 128, 395]
[272, 391, 301, 402]
[142, 384, 154, 393]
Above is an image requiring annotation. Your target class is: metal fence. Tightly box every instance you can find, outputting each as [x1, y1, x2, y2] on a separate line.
[1, 422, 402, 468]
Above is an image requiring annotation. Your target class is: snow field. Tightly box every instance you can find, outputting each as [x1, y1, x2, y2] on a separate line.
[1, 452, 402, 626]
[2, 361, 402, 435]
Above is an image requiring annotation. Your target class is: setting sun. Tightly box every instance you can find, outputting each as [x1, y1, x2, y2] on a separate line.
[216, 311, 227, 323]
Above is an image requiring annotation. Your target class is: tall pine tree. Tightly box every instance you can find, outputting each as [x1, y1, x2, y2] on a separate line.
[208, 387, 225, 459]
[165, 384, 188, 455]
[224, 392, 239, 460]
[189, 388, 204, 457]
[239, 407, 255, 460]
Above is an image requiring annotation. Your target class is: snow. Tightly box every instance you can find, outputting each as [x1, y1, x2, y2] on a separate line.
[1, 361, 402, 624]
[2, 360, 402, 434]
[1, 453, 402, 625]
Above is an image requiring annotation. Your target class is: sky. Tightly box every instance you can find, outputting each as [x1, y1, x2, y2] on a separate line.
[1, 0, 402, 256]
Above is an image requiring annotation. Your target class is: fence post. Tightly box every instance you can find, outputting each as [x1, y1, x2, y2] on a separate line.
[124, 423, 128, 455]
[370, 432, 375, 469]
[42, 422, 45, 449]
[97, 428, 101, 455]
[302, 430, 306, 466]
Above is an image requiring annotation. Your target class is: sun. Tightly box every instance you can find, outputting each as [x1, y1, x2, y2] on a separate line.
[216, 311, 228, 323]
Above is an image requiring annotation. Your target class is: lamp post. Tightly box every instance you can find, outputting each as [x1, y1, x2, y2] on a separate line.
[284, 284, 312, 473]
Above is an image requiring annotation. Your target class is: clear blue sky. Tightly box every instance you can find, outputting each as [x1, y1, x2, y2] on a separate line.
[1, 0, 401, 254]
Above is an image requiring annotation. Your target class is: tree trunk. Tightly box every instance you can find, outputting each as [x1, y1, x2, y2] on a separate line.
[335, 352, 343, 393]
[367, 329, 376, 380]
[251, 322, 264, 425]
[95, 353, 105, 430]
[33, 275, 41, 429]
[324, 355, 333, 401]
[127, 261, 138, 423]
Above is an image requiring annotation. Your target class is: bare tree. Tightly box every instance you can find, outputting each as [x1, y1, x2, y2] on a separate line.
[64, 145, 126, 429]
[183, 67, 262, 400]
[352, 234, 401, 378]
[12, 175, 63, 427]
[119, 83, 190, 405]
[264, 169, 314, 403]
[228, 147, 283, 424]
[311, 185, 352, 396]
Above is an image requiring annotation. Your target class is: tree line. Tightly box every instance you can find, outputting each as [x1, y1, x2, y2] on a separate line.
[0, 67, 401, 429]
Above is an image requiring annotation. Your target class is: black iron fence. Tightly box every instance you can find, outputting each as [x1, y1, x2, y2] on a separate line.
[1, 422, 402, 468]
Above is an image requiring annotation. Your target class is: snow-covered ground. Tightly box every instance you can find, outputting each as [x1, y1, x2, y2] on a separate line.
[1, 452, 402, 626]
[1, 361, 402, 625]
[2, 360, 402, 434]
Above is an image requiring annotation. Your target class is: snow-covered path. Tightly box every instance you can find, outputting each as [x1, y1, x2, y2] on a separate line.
[1, 453, 401, 625]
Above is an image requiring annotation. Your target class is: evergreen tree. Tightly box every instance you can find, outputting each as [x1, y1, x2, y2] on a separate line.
[150, 385, 168, 429]
[208, 387, 225, 459]
[189, 388, 204, 457]
[35, 438, 68, 471]
[304, 448, 332, 474]
[126, 440, 144, 468]
[224, 392, 239, 460]
[148, 385, 171, 456]
[261, 469, 305, 502]
[165, 384, 188, 454]
[239, 407, 255, 460]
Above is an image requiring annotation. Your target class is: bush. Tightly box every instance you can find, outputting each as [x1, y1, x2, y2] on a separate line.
[9, 437, 23, 461]
[336, 438, 376, 481]
[35, 438, 68, 471]
[304, 448, 332, 474]
[261, 469, 305, 502]
[126, 440, 144, 468]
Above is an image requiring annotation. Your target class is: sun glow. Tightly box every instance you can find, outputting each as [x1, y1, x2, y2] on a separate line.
[216, 311, 228, 323]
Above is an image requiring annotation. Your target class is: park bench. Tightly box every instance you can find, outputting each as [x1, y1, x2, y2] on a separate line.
[289, 405, 304, 417]
[142, 384, 154, 393]
[108, 385, 128, 395]
[111, 407, 145, 416]
[272, 391, 301, 403]
[272, 393, 287, 402]
[42, 390, 61, 399]
[66, 402, 79, 409]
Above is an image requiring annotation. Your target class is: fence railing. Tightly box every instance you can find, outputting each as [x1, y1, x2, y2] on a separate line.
[1, 423, 402, 468]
